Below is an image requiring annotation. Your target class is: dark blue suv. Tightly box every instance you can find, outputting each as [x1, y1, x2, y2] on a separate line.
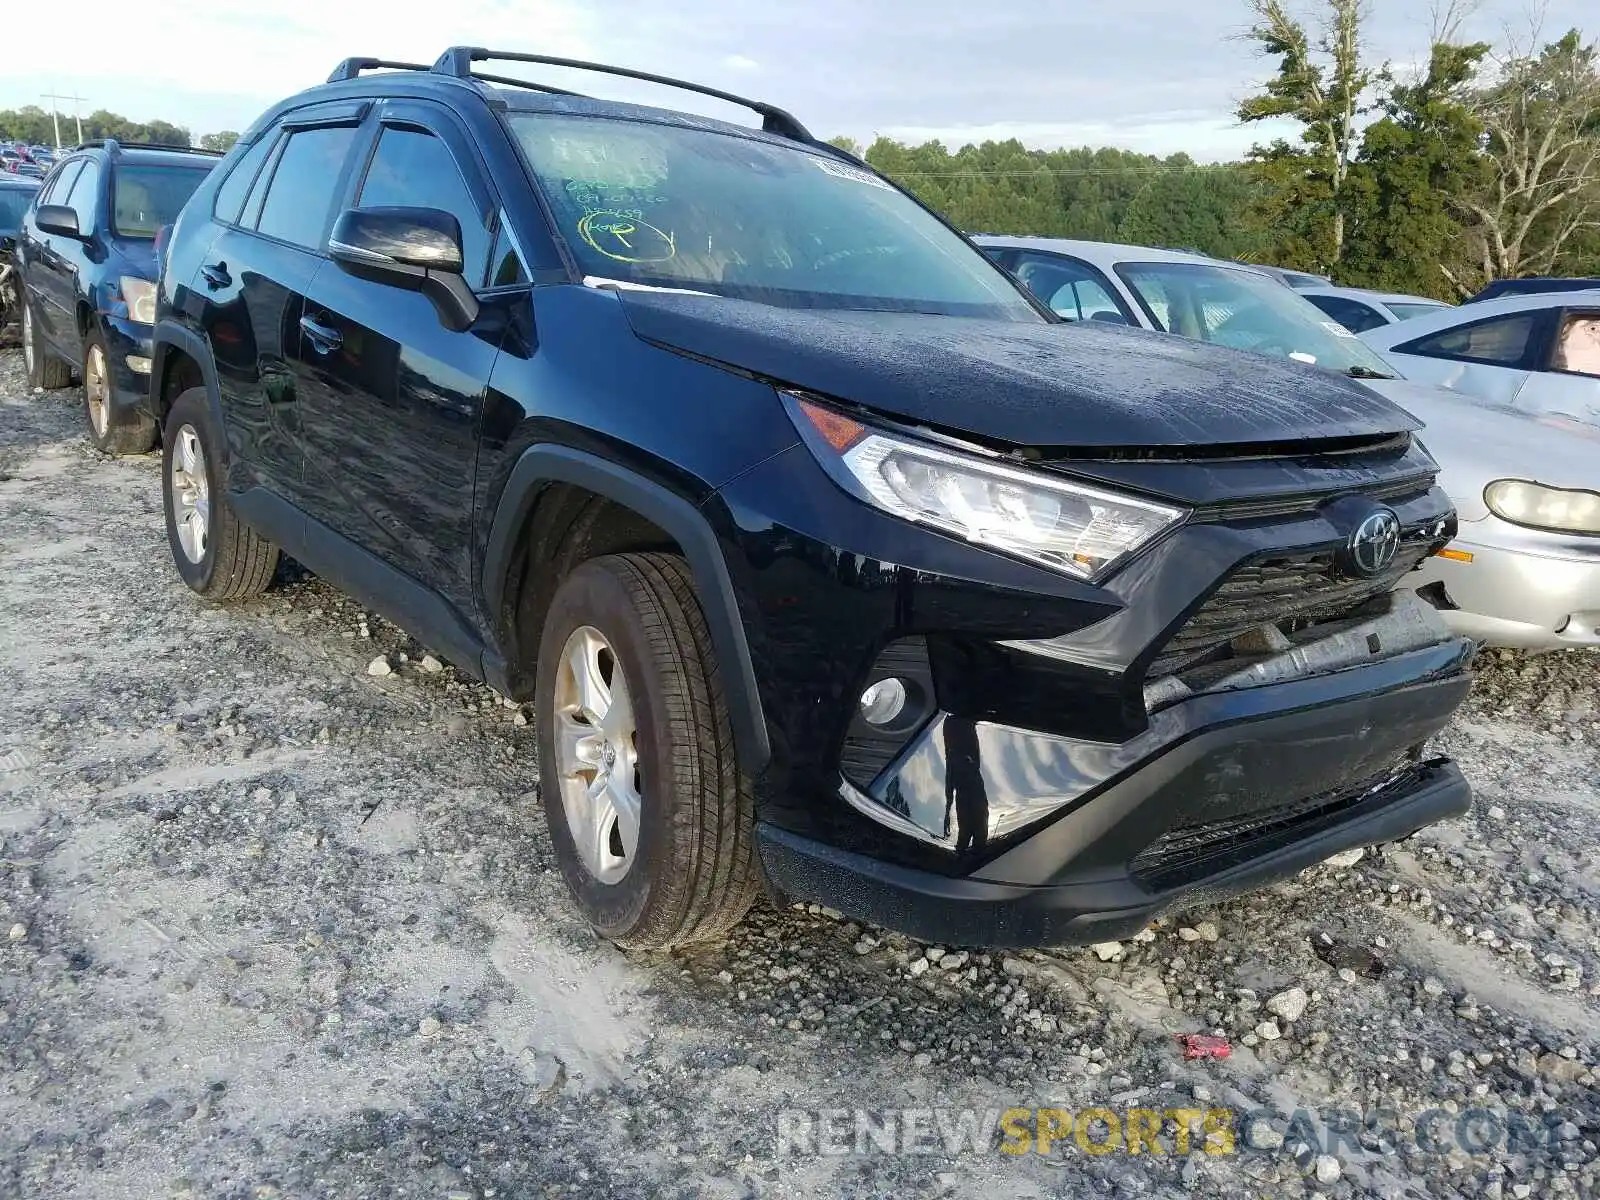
[148, 49, 1475, 950]
[16, 139, 217, 451]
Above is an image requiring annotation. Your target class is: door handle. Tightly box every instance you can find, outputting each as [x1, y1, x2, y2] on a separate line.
[200, 261, 230, 289]
[300, 314, 343, 354]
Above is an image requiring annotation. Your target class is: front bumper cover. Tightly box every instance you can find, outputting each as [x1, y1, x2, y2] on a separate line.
[759, 639, 1473, 947]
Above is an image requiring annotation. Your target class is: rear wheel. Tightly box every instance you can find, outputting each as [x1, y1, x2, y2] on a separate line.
[162, 387, 279, 599]
[22, 300, 72, 390]
[536, 553, 757, 951]
[83, 329, 156, 455]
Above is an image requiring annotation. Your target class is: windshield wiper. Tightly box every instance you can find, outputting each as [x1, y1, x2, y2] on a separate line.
[1345, 365, 1396, 380]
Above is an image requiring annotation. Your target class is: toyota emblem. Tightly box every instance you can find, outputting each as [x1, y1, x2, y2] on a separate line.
[1347, 508, 1402, 577]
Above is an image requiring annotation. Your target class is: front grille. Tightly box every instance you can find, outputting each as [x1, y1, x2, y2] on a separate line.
[1149, 543, 1432, 677]
[1130, 758, 1435, 889]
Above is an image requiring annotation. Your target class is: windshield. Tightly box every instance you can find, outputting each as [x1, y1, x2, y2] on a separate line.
[508, 114, 1039, 319]
[1385, 301, 1447, 322]
[112, 165, 211, 239]
[1115, 261, 1399, 377]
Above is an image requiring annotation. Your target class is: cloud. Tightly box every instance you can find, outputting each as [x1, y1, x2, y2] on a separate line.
[722, 54, 761, 73]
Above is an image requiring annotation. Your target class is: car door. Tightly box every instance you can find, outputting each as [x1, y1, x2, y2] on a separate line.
[1523, 305, 1600, 426]
[294, 101, 506, 619]
[1385, 309, 1548, 406]
[196, 108, 363, 505]
[22, 157, 84, 347]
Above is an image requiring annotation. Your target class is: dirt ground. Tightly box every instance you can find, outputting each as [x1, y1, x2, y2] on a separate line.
[1, 347, 1596, 1199]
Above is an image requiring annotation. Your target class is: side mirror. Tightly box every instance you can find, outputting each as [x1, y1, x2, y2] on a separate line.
[35, 203, 82, 239]
[329, 206, 479, 332]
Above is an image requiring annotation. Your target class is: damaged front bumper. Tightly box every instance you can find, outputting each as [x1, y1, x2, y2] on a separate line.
[758, 593, 1475, 947]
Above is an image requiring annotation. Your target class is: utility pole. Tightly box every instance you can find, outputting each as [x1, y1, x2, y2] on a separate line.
[41, 90, 88, 148]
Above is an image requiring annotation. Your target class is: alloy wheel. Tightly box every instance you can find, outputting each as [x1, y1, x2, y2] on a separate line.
[85, 343, 108, 436]
[553, 625, 642, 885]
[169, 424, 211, 564]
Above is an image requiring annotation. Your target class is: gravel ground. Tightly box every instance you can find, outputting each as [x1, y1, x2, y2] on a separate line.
[0, 345, 1596, 1199]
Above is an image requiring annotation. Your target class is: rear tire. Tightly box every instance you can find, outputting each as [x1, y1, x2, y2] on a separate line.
[162, 387, 279, 600]
[22, 300, 72, 390]
[83, 328, 157, 455]
[536, 552, 757, 951]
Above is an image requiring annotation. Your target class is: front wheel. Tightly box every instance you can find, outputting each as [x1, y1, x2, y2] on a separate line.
[535, 553, 757, 951]
[83, 329, 156, 455]
[162, 387, 279, 600]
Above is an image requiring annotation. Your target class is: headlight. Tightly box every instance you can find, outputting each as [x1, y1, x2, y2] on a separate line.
[1484, 480, 1600, 535]
[119, 276, 158, 324]
[787, 393, 1186, 581]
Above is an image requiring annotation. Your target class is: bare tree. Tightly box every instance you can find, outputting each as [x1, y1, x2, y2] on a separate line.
[1460, 26, 1600, 281]
[1238, 0, 1372, 265]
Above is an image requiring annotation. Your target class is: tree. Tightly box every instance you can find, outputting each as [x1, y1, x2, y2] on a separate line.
[1238, 0, 1372, 269]
[1117, 164, 1269, 259]
[200, 130, 240, 153]
[1342, 33, 1490, 297]
[1460, 28, 1600, 282]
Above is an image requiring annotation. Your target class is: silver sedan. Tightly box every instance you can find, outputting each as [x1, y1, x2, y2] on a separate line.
[975, 236, 1600, 650]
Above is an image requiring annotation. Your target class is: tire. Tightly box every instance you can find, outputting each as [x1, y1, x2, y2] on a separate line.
[22, 299, 72, 390]
[536, 552, 757, 951]
[83, 328, 157, 455]
[161, 387, 279, 600]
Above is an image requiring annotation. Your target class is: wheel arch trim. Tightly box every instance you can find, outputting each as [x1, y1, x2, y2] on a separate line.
[484, 444, 771, 775]
[150, 319, 224, 434]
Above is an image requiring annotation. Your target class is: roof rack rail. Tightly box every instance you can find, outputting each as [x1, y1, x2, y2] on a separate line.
[72, 138, 223, 156]
[429, 46, 814, 142]
[327, 57, 432, 83]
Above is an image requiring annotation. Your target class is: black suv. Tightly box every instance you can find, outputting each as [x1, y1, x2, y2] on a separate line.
[149, 49, 1475, 950]
[1, 174, 40, 334]
[16, 139, 218, 451]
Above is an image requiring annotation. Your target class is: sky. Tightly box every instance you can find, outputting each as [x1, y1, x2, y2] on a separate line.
[4, 1, 1591, 160]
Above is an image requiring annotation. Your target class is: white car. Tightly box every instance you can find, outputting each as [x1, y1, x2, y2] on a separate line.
[1358, 290, 1600, 428]
[976, 236, 1600, 650]
[1297, 285, 1450, 333]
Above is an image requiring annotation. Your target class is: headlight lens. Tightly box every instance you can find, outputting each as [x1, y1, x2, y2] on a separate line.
[1484, 480, 1600, 535]
[788, 394, 1186, 581]
[119, 276, 157, 324]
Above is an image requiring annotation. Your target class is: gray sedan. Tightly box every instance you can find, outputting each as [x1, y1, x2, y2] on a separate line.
[977, 236, 1600, 650]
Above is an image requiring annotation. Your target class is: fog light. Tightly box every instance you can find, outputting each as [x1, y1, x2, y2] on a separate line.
[126, 355, 152, 375]
[859, 678, 908, 727]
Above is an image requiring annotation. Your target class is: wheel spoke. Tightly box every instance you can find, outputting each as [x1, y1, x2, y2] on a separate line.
[564, 630, 612, 724]
[584, 774, 615, 871]
[180, 435, 199, 478]
[606, 773, 641, 863]
[600, 665, 633, 739]
[555, 712, 605, 774]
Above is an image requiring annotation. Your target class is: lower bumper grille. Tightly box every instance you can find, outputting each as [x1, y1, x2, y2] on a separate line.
[1130, 757, 1435, 889]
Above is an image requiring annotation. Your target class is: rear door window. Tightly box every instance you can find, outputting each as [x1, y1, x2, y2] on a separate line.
[40, 159, 82, 205]
[64, 159, 101, 235]
[255, 125, 359, 251]
[1398, 314, 1539, 367]
[1304, 294, 1386, 333]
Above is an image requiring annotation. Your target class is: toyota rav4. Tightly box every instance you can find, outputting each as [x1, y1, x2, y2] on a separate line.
[147, 48, 1475, 950]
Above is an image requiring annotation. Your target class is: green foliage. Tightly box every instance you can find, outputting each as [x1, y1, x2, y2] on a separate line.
[199, 130, 240, 153]
[0, 105, 193, 147]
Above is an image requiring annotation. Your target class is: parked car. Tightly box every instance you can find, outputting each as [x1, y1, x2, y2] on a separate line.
[15, 138, 219, 451]
[1297, 285, 1449, 333]
[979, 236, 1599, 651]
[1357, 291, 1600, 429]
[1, 175, 42, 334]
[148, 50, 1474, 951]
[1468, 277, 1600, 303]
[1241, 263, 1331, 289]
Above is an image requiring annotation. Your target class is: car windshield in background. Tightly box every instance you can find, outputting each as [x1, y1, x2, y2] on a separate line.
[112, 165, 211, 239]
[508, 115, 1039, 319]
[1115, 261, 1399, 378]
[1385, 301, 1448, 322]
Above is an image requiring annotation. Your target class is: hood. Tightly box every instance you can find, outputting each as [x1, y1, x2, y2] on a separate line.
[614, 291, 1421, 449]
[1363, 377, 1600, 521]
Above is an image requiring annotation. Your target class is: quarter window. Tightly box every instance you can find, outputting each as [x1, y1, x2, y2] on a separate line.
[357, 126, 491, 286]
[213, 135, 277, 225]
[1400, 314, 1537, 367]
[255, 125, 358, 251]
[1304, 294, 1386, 334]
